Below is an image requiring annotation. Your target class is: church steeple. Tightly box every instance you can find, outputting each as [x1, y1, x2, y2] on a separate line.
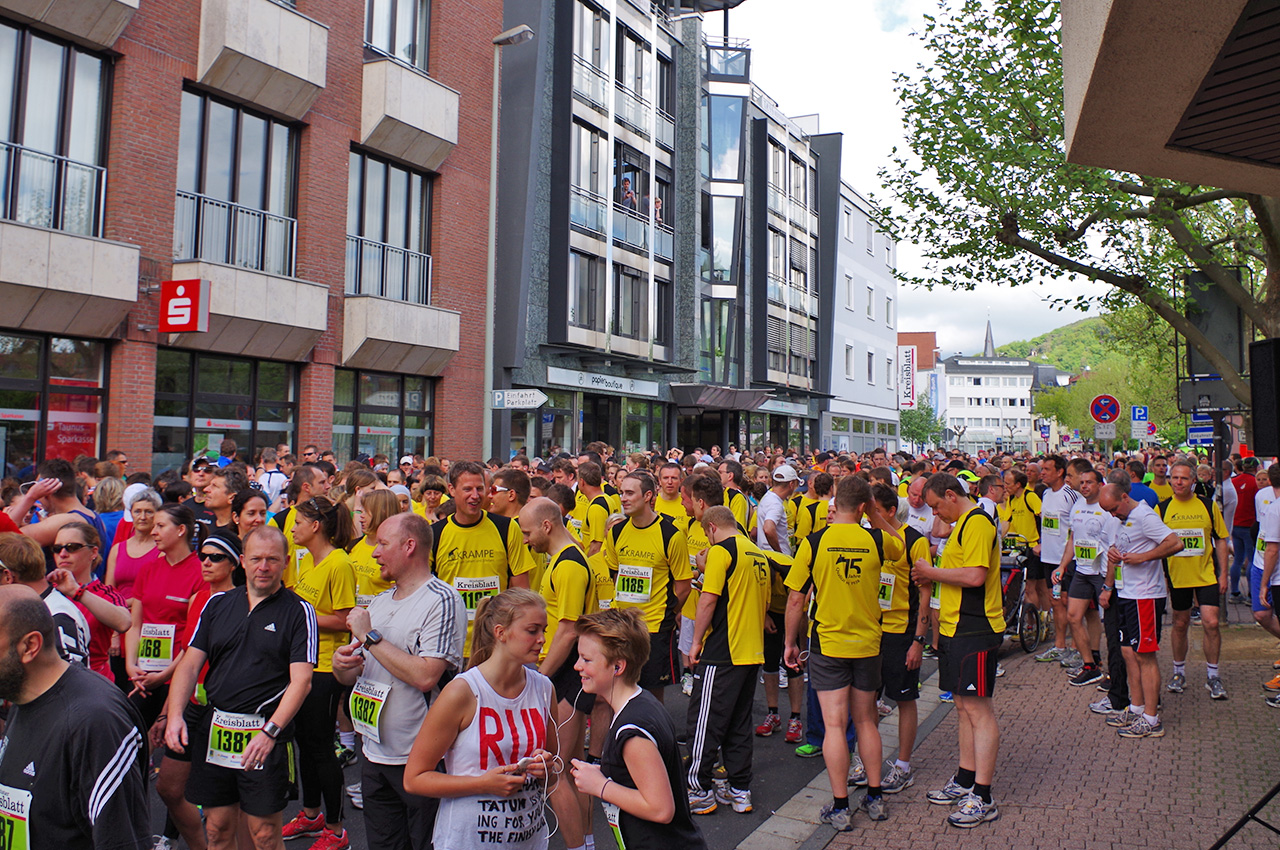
[983, 320, 996, 358]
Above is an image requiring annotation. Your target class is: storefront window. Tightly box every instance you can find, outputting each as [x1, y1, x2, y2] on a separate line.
[622, 399, 663, 454]
[0, 333, 105, 475]
[153, 349, 297, 475]
[331, 368, 433, 464]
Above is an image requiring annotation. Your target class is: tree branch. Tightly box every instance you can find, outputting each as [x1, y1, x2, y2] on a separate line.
[1158, 208, 1269, 331]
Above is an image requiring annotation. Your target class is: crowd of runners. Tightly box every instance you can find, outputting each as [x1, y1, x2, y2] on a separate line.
[0, 439, 1272, 849]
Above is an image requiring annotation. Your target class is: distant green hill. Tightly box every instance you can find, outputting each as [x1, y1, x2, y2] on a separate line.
[989, 317, 1108, 374]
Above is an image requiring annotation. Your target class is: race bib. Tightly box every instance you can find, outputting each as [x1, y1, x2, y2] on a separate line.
[356, 594, 376, 608]
[878, 572, 895, 611]
[568, 516, 584, 533]
[1074, 540, 1099, 563]
[603, 800, 625, 850]
[1043, 514, 1062, 535]
[1259, 535, 1268, 554]
[454, 576, 501, 620]
[349, 678, 392, 744]
[138, 623, 176, 672]
[207, 710, 265, 770]
[615, 565, 653, 604]
[0, 783, 31, 850]
[930, 581, 942, 610]
[1114, 564, 1124, 590]
[1173, 528, 1206, 558]
[1002, 535, 1020, 552]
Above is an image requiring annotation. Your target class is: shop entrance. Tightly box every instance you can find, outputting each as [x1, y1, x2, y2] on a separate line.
[581, 394, 620, 449]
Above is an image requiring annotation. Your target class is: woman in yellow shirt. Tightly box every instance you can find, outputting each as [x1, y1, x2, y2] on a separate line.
[349, 489, 399, 607]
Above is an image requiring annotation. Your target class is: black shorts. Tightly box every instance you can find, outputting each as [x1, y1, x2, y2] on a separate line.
[1116, 597, 1164, 653]
[550, 649, 596, 714]
[807, 647, 881, 693]
[1057, 563, 1076, 595]
[185, 708, 295, 817]
[1170, 584, 1221, 611]
[1069, 572, 1104, 602]
[762, 611, 800, 675]
[639, 625, 676, 691]
[1025, 553, 1049, 581]
[164, 702, 209, 763]
[937, 633, 1001, 697]
[879, 632, 920, 702]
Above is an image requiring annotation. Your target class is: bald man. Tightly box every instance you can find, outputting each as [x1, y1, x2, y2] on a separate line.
[0, 585, 149, 850]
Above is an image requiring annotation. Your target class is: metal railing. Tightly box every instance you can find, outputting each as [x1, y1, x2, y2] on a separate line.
[614, 83, 651, 136]
[655, 223, 673, 261]
[788, 196, 807, 227]
[767, 273, 786, 305]
[572, 56, 608, 109]
[345, 236, 433, 304]
[612, 202, 649, 251]
[0, 141, 105, 237]
[656, 109, 675, 150]
[570, 185, 607, 235]
[174, 190, 296, 277]
[767, 182, 785, 215]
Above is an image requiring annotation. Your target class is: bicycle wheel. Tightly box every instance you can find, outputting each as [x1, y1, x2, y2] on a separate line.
[1019, 602, 1041, 654]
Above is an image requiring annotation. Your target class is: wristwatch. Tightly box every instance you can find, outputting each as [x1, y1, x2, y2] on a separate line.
[1101, 585, 1113, 593]
[912, 635, 926, 644]
[363, 629, 384, 650]
[262, 721, 282, 740]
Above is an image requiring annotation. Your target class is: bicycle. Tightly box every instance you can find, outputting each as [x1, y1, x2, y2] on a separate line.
[1000, 532, 1041, 654]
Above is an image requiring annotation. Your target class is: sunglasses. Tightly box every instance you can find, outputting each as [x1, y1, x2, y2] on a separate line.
[200, 551, 233, 564]
[491, 485, 511, 494]
[51, 542, 92, 554]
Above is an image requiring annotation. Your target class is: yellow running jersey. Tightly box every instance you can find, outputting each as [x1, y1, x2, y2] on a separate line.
[655, 494, 688, 521]
[431, 511, 535, 654]
[882, 526, 930, 635]
[540, 543, 596, 659]
[699, 534, 770, 665]
[348, 536, 394, 607]
[726, 488, 752, 531]
[786, 522, 904, 658]
[998, 490, 1041, 547]
[1150, 482, 1174, 503]
[292, 548, 357, 672]
[581, 494, 613, 550]
[937, 507, 1005, 638]
[1157, 495, 1226, 588]
[765, 550, 793, 615]
[603, 513, 690, 633]
[791, 497, 829, 551]
[680, 515, 709, 620]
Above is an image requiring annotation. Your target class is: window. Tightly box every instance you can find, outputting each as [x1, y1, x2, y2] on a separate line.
[0, 24, 108, 236]
[332, 368, 432, 464]
[865, 220, 874, 254]
[365, 0, 430, 70]
[949, 376, 961, 386]
[615, 25, 649, 100]
[708, 95, 745, 181]
[612, 264, 647, 339]
[569, 121, 606, 233]
[885, 296, 893, 325]
[0, 332, 106, 469]
[969, 377, 982, 385]
[886, 356, 894, 387]
[346, 151, 432, 303]
[572, 0, 607, 69]
[866, 285, 875, 319]
[885, 239, 892, 266]
[655, 277, 671, 346]
[174, 91, 297, 276]
[790, 157, 806, 204]
[568, 250, 605, 331]
[948, 396, 963, 407]
[845, 345, 855, 379]
[844, 274, 854, 309]
[842, 206, 852, 240]
[866, 351, 875, 384]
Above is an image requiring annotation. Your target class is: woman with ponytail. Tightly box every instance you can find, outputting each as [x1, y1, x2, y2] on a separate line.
[405, 588, 557, 850]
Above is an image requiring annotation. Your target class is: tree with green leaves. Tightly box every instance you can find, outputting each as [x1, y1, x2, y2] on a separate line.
[899, 396, 945, 451]
[880, 0, 1273, 407]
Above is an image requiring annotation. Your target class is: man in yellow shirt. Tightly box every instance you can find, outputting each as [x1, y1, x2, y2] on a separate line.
[655, 462, 688, 521]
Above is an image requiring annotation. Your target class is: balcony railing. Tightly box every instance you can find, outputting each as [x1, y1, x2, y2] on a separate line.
[788, 196, 807, 227]
[345, 236, 433, 305]
[174, 190, 296, 277]
[767, 182, 785, 215]
[572, 56, 608, 109]
[767, 273, 786, 305]
[0, 141, 105, 237]
[656, 109, 675, 150]
[614, 83, 651, 136]
[655, 223, 673, 261]
[570, 185, 607, 235]
[612, 202, 649, 252]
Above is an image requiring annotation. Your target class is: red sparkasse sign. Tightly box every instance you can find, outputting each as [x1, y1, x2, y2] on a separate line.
[159, 279, 211, 333]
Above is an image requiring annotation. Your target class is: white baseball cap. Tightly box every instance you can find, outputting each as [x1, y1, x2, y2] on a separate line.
[400, 456, 414, 465]
[773, 465, 799, 483]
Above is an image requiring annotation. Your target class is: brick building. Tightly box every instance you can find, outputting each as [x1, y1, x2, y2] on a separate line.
[0, 0, 502, 476]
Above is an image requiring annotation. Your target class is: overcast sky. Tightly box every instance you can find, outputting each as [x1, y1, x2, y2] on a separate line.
[722, 0, 1103, 356]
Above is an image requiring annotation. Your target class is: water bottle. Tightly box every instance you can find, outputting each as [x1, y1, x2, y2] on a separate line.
[1052, 580, 1062, 600]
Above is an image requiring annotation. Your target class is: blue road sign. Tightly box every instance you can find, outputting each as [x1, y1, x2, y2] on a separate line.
[1040, 425, 1050, 439]
[1131, 406, 1148, 421]
[1091, 395, 1121, 424]
[1187, 425, 1215, 446]
[1191, 412, 1212, 423]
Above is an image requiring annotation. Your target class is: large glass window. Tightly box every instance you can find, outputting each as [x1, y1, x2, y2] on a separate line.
[701, 195, 740, 286]
[332, 368, 433, 463]
[699, 297, 739, 386]
[346, 151, 433, 303]
[708, 95, 744, 181]
[366, 0, 430, 71]
[569, 121, 606, 234]
[622, 399, 664, 454]
[612, 264, 647, 340]
[568, 250, 606, 332]
[152, 350, 298, 475]
[615, 26, 649, 100]
[0, 23, 107, 236]
[571, 0, 608, 108]
[173, 91, 297, 276]
[0, 333, 105, 473]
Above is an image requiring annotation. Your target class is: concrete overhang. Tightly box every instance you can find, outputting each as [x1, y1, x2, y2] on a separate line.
[361, 59, 460, 173]
[0, 220, 138, 337]
[0, 0, 137, 50]
[1062, 0, 1280, 194]
[167, 260, 327, 361]
[342, 294, 460, 376]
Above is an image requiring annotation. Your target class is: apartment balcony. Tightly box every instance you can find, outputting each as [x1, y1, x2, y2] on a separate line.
[766, 272, 786, 305]
[766, 183, 785, 216]
[345, 236, 432, 305]
[612, 202, 649, 252]
[198, 0, 328, 120]
[0, 219, 137, 337]
[361, 58, 459, 173]
[0, 141, 105, 237]
[615, 83, 651, 136]
[656, 109, 675, 151]
[174, 190, 296, 278]
[343, 293, 459, 376]
[654, 223, 673, 262]
[167, 259, 327, 361]
[572, 56, 608, 110]
[570, 186, 607, 236]
[0, 0, 136, 49]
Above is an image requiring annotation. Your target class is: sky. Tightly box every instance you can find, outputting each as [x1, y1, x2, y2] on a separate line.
[721, 0, 1104, 356]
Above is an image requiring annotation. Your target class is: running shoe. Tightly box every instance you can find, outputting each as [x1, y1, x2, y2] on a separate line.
[687, 788, 717, 815]
[881, 763, 915, 794]
[947, 793, 1000, 828]
[939, 691, 953, 703]
[335, 747, 357, 768]
[1057, 649, 1082, 668]
[714, 784, 752, 813]
[1096, 674, 1111, 692]
[995, 664, 1006, 678]
[877, 699, 893, 716]
[346, 782, 363, 810]
[1035, 646, 1064, 662]
[282, 812, 326, 841]
[1264, 674, 1280, 692]
[307, 828, 349, 850]
[1190, 609, 1202, 624]
[1227, 592, 1245, 604]
[1265, 693, 1280, 708]
[152, 837, 175, 850]
[784, 718, 804, 743]
[1207, 677, 1228, 700]
[1273, 658, 1280, 670]
[1117, 717, 1164, 738]
[754, 713, 781, 737]
[1106, 708, 1142, 728]
[926, 777, 973, 805]
[1069, 665, 1104, 687]
[794, 743, 823, 758]
[1166, 672, 1185, 693]
[1089, 697, 1120, 715]
[858, 793, 888, 821]
[819, 803, 853, 832]
[922, 644, 938, 659]
[847, 754, 867, 787]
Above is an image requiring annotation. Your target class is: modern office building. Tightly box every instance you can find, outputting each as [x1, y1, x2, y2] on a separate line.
[0, 0, 506, 476]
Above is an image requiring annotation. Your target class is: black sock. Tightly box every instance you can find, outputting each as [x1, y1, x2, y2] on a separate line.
[974, 782, 992, 804]
[768, 706, 777, 714]
[866, 785, 882, 799]
[956, 767, 976, 788]
[1092, 650, 1102, 665]
[790, 712, 801, 720]
[832, 795, 849, 811]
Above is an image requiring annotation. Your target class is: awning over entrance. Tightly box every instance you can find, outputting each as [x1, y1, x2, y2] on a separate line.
[669, 383, 772, 413]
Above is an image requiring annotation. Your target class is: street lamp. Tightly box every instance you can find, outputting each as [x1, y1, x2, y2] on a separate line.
[483, 24, 535, 459]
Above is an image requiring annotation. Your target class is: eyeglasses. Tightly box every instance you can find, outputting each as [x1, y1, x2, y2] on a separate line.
[200, 551, 233, 564]
[491, 485, 511, 494]
[51, 542, 91, 554]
